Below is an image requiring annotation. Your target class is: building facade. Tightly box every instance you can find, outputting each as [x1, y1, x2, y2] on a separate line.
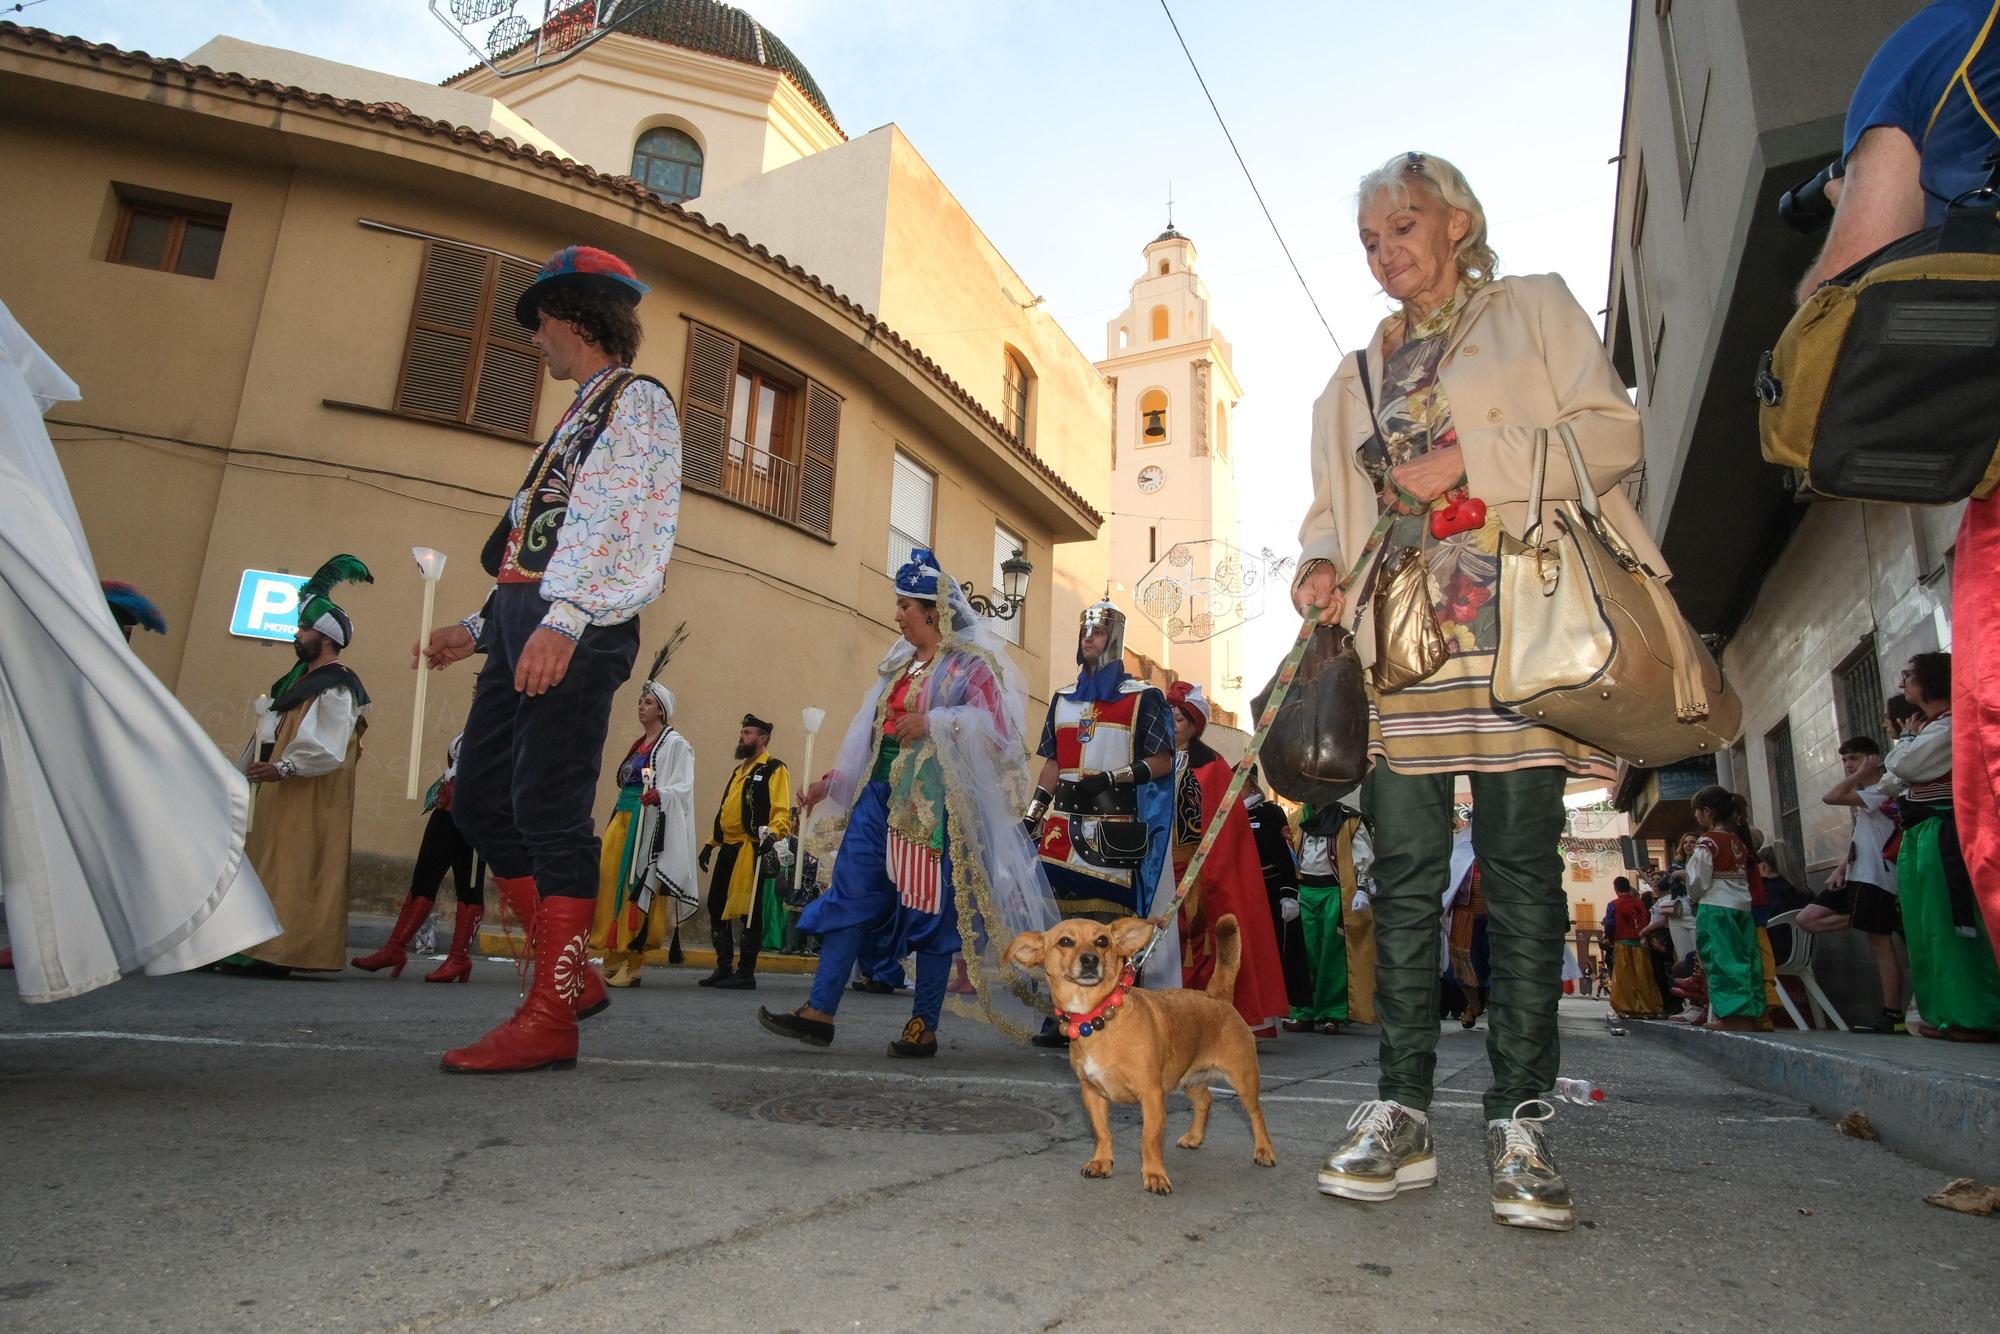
[1603, 0, 1953, 1016]
[1094, 227, 1248, 721]
[0, 15, 1105, 910]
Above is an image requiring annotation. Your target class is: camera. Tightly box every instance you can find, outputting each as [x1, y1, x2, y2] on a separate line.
[1779, 160, 1844, 234]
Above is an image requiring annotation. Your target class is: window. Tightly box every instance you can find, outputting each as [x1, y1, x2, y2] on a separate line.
[1148, 525, 1158, 564]
[108, 187, 230, 279]
[1765, 718, 1804, 866]
[1158, 260, 1169, 276]
[1137, 387, 1169, 448]
[1002, 348, 1033, 446]
[1629, 165, 1665, 391]
[1150, 305, 1170, 341]
[992, 524, 1024, 646]
[394, 238, 545, 438]
[681, 320, 841, 536]
[1836, 640, 1888, 751]
[1214, 402, 1229, 460]
[1657, 0, 1710, 188]
[888, 450, 934, 573]
[632, 127, 704, 203]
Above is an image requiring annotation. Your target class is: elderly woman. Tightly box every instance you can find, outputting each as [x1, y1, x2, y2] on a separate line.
[1293, 152, 1656, 1232]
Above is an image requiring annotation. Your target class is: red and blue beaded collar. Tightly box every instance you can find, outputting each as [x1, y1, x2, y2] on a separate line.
[1053, 966, 1137, 1039]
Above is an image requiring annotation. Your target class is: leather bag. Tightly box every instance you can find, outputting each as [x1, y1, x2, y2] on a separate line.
[1369, 545, 1449, 694]
[1251, 623, 1369, 807]
[1491, 424, 1742, 766]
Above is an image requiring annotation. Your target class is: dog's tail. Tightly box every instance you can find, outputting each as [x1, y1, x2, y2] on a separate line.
[1206, 913, 1241, 1002]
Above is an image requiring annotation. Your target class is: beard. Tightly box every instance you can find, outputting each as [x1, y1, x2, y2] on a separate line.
[734, 742, 755, 760]
[292, 637, 316, 663]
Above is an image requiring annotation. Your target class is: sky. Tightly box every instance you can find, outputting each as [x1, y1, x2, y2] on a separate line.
[25, 0, 1632, 682]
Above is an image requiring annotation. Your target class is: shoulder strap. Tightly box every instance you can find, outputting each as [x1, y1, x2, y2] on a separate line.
[1356, 352, 1378, 425]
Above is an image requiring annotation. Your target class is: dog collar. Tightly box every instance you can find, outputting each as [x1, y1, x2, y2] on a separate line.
[1053, 966, 1137, 1039]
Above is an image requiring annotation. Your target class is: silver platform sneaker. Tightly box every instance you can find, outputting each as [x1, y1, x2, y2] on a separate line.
[1316, 1100, 1437, 1201]
[1487, 1099, 1575, 1230]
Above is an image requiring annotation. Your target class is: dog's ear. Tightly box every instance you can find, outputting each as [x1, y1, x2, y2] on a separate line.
[1003, 931, 1047, 968]
[1109, 917, 1156, 958]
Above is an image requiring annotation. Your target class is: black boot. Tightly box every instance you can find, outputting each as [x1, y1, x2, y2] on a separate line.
[698, 922, 733, 987]
[716, 942, 757, 990]
[668, 927, 685, 967]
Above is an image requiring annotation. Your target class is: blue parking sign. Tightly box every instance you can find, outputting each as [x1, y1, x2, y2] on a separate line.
[230, 569, 308, 641]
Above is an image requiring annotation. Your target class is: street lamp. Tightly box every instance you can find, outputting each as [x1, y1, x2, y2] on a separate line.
[962, 549, 1033, 620]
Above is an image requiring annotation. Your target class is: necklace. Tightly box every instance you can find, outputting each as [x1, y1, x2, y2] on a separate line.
[1053, 966, 1137, 1039]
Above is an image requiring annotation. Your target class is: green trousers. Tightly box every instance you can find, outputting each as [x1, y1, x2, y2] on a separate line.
[1899, 818, 2000, 1032]
[1695, 903, 1764, 1019]
[1291, 875, 1349, 1023]
[1363, 762, 1569, 1119]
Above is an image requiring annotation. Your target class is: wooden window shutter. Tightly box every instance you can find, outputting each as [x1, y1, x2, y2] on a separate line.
[469, 257, 543, 436]
[396, 240, 544, 438]
[798, 379, 841, 538]
[397, 241, 485, 421]
[680, 322, 739, 492]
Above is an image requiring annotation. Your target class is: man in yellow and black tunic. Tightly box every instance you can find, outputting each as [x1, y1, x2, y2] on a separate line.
[699, 713, 790, 989]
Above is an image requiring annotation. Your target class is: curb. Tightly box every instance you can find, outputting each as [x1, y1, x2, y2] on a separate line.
[1630, 1019, 2000, 1181]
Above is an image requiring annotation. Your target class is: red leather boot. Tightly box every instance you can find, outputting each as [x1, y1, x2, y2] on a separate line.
[492, 874, 608, 1018]
[441, 895, 593, 1073]
[351, 895, 434, 977]
[424, 902, 484, 983]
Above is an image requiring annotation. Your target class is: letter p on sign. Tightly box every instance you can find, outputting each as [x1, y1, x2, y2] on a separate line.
[230, 569, 308, 642]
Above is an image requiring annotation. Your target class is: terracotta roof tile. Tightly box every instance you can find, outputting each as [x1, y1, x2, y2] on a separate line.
[0, 21, 1101, 529]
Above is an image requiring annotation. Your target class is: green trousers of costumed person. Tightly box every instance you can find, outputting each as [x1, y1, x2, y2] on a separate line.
[1292, 872, 1350, 1024]
[758, 872, 788, 954]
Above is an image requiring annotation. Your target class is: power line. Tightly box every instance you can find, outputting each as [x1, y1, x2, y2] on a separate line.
[1157, 0, 1343, 356]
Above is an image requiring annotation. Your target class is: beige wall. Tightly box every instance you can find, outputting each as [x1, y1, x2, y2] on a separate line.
[0, 48, 1081, 906]
[451, 34, 842, 198]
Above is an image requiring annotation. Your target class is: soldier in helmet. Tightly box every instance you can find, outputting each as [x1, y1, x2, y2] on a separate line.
[1022, 598, 1177, 1045]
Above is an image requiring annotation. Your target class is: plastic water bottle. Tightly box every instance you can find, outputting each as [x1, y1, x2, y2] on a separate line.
[1553, 1077, 1604, 1105]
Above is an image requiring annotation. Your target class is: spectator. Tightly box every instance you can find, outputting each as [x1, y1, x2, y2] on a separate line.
[1606, 876, 1664, 1020]
[1687, 787, 1767, 1033]
[1875, 653, 2000, 1041]
[1791, 1, 2000, 964]
[1801, 736, 1908, 1033]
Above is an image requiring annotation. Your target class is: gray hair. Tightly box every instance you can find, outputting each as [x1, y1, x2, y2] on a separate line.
[1355, 151, 1499, 289]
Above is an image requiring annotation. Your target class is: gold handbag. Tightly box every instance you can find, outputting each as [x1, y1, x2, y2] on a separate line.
[1369, 544, 1449, 694]
[1491, 424, 1742, 766]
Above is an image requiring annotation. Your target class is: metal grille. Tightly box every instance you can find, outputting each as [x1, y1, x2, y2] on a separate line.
[1766, 718, 1803, 862]
[1837, 642, 1887, 750]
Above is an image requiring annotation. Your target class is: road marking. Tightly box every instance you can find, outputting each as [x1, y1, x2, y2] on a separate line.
[0, 1029, 372, 1052]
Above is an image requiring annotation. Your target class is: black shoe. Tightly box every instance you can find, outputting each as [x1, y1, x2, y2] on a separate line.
[715, 972, 757, 991]
[758, 1006, 834, 1048]
[1852, 1009, 1908, 1034]
[851, 979, 897, 995]
[888, 1017, 937, 1058]
[696, 967, 731, 987]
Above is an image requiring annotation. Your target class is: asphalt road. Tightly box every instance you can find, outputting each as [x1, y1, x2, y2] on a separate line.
[2, 961, 1992, 1332]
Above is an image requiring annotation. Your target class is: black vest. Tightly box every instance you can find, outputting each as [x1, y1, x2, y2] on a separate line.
[481, 368, 672, 579]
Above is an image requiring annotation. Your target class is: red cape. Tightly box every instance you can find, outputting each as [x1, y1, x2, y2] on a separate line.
[1177, 754, 1292, 1031]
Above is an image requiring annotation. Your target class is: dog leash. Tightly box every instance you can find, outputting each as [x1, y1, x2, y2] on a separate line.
[1128, 507, 1400, 975]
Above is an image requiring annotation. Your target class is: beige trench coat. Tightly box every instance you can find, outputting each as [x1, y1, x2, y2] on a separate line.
[1297, 272, 1664, 670]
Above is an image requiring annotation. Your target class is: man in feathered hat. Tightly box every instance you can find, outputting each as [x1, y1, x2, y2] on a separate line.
[417, 244, 682, 1073]
[698, 713, 792, 990]
[1022, 597, 1177, 1044]
[227, 555, 374, 976]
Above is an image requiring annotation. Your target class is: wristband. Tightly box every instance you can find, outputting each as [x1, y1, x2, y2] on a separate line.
[1121, 762, 1150, 786]
[1025, 786, 1053, 823]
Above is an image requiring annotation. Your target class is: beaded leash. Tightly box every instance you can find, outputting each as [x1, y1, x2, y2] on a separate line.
[1128, 505, 1402, 976]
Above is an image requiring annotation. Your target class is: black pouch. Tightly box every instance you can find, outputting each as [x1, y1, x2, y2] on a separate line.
[1251, 624, 1370, 807]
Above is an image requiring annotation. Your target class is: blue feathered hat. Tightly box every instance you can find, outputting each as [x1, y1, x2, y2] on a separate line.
[102, 581, 166, 635]
[894, 547, 944, 601]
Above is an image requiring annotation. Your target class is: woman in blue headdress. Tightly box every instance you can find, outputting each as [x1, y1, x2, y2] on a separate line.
[757, 549, 1057, 1054]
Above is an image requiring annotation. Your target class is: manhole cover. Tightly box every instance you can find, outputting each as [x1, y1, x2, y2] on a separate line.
[750, 1090, 1056, 1135]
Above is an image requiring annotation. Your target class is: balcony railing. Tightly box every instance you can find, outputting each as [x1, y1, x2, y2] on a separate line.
[719, 438, 798, 523]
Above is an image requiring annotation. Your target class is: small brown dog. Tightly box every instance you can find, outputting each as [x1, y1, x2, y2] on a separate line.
[1005, 914, 1275, 1194]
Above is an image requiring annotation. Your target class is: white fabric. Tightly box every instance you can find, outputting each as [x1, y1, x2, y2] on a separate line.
[310, 609, 348, 646]
[0, 297, 278, 1001]
[809, 578, 1060, 1036]
[273, 688, 359, 779]
[1350, 821, 1375, 885]
[646, 727, 700, 925]
[1880, 715, 1953, 796]
[1685, 840, 1750, 912]
[444, 732, 463, 782]
[642, 680, 676, 721]
[1661, 893, 1698, 958]
[1299, 833, 1334, 877]
[1848, 784, 1899, 896]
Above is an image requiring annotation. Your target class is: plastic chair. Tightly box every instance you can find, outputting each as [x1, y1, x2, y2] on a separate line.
[1763, 909, 1849, 1032]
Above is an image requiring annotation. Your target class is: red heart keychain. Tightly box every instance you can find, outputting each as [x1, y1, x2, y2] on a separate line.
[1429, 496, 1487, 539]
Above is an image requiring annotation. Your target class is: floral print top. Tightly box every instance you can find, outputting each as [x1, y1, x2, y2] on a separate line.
[1356, 305, 1614, 781]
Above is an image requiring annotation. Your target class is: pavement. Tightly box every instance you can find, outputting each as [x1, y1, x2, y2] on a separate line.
[1628, 1015, 2000, 1181]
[3, 969, 1995, 1333]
